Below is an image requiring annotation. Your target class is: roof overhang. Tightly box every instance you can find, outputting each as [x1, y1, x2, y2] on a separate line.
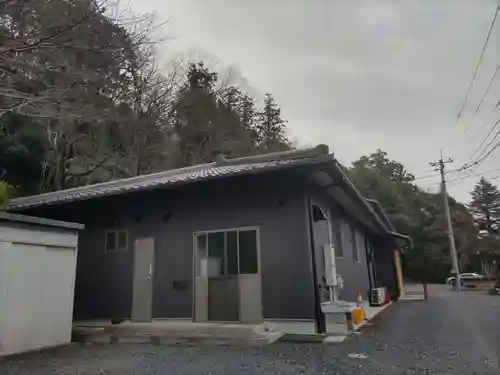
[306, 158, 411, 245]
[8, 147, 331, 211]
[388, 231, 413, 252]
[6, 144, 412, 249]
[307, 160, 389, 235]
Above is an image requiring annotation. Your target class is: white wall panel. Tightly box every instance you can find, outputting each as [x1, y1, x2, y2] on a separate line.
[0, 224, 78, 356]
[0, 223, 78, 248]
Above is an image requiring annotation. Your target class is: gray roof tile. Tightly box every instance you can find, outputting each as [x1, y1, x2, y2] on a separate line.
[8, 150, 327, 210]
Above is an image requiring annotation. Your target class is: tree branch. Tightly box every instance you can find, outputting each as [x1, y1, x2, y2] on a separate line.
[0, 0, 109, 58]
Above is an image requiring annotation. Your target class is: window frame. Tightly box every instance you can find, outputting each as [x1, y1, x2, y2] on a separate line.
[355, 229, 365, 264]
[350, 223, 360, 263]
[334, 219, 345, 258]
[341, 219, 354, 259]
[105, 230, 129, 254]
[193, 226, 261, 277]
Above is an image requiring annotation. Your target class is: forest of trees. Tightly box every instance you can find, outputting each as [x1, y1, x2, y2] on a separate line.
[2, 0, 499, 282]
[350, 150, 500, 282]
[0, 0, 291, 198]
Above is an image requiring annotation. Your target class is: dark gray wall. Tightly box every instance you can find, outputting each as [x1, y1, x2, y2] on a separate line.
[309, 197, 331, 304]
[334, 214, 374, 302]
[23, 171, 315, 320]
[310, 191, 372, 302]
[373, 239, 400, 299]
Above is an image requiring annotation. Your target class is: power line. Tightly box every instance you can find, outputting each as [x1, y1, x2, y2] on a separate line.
[446, 166, 500, 183]
[463, 65, 500, 135]
[413, 173, 441, 180]
[473, 64, 499, 118]
[475, 121, 500, 161]
[468, 117, 500, 162]
[456, 4, 500, 123]
[458, 110, 500, 177]
[468, 101, 500, 148]
[413, 167, 464, 181]
[461, 135, 500, 180]
[430, 166, 500, 186]
[474, 138, 500, 167]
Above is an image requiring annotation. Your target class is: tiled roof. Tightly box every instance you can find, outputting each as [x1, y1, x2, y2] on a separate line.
[8, 147, 330, 210]
[366, 199, 395, 231]
[7, 144, 411, 244]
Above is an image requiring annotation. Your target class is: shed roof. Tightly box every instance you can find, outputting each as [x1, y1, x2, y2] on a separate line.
[0, 211, 84, 230]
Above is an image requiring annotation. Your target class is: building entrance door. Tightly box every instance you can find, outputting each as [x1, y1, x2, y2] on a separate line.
[206, 231, 239, 321]
[131, 238, 155, 322]
[194, 228, 261, 323]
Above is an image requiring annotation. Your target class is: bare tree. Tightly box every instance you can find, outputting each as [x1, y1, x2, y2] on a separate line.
[108, 46, 181, 178]
[0, 0, 166, 121]
[0, 0, 175, 190]
[1, 0, 115, 118]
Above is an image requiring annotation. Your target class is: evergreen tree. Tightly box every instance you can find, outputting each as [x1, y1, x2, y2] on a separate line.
[256, 93, 290, 151]
[350, 150, 477, 282]
[469, 178, 500, 275]
[0, 113, 47, 195]
[238, 94, 258, 142]
[469, 177, 500, 234]
[172, 62, 219, 166]
[172, 63, 256, 166]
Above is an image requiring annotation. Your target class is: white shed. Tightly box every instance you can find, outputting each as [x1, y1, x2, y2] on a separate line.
[0, 212, 83, 356]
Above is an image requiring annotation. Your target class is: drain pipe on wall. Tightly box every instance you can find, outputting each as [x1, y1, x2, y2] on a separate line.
[306, 193, 326, 334]
[325, 208, 339, 303]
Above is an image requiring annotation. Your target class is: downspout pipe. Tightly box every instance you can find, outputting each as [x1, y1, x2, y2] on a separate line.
[306, 193, 326, 334]
[365, 235, 373, 291]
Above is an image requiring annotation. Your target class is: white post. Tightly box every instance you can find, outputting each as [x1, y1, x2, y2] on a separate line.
[325, 208, 338, 302]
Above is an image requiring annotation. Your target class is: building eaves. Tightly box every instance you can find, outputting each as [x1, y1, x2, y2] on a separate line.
[8, 145, 331, 211]
[366, 198, 396, 232]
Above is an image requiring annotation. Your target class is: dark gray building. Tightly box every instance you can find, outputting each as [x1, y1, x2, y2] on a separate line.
[8, 145, 408, 334]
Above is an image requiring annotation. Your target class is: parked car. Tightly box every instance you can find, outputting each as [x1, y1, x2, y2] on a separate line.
[447, 272, 485, 286]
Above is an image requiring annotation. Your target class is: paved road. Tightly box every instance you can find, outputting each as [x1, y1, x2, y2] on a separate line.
[333, 284, 500, 374]
[2, 284, 500, 374]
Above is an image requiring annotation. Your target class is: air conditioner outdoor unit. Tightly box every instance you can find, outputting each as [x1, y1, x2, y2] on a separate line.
[370, 287, 386, 306]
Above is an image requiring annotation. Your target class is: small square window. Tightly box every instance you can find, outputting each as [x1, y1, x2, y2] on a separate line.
[105, 230, 128, 253]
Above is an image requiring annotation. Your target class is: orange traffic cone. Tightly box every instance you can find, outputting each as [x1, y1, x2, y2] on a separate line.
[356, 291, 363, 308]
[353, 290, 366, 325]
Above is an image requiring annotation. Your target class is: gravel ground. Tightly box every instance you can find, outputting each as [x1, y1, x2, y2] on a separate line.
[1, 284, 499, 375]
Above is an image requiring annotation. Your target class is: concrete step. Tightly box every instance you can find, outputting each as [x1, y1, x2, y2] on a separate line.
[73, 321, 282, 347]
[74, 332, 280, 346]
[399, 295, 425, 301]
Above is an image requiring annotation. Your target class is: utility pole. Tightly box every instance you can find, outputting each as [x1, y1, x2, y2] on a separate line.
[430, 151, 461, 292]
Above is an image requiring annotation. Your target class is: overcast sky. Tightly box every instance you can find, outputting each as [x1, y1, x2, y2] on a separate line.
[129, 0, 500, 203]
